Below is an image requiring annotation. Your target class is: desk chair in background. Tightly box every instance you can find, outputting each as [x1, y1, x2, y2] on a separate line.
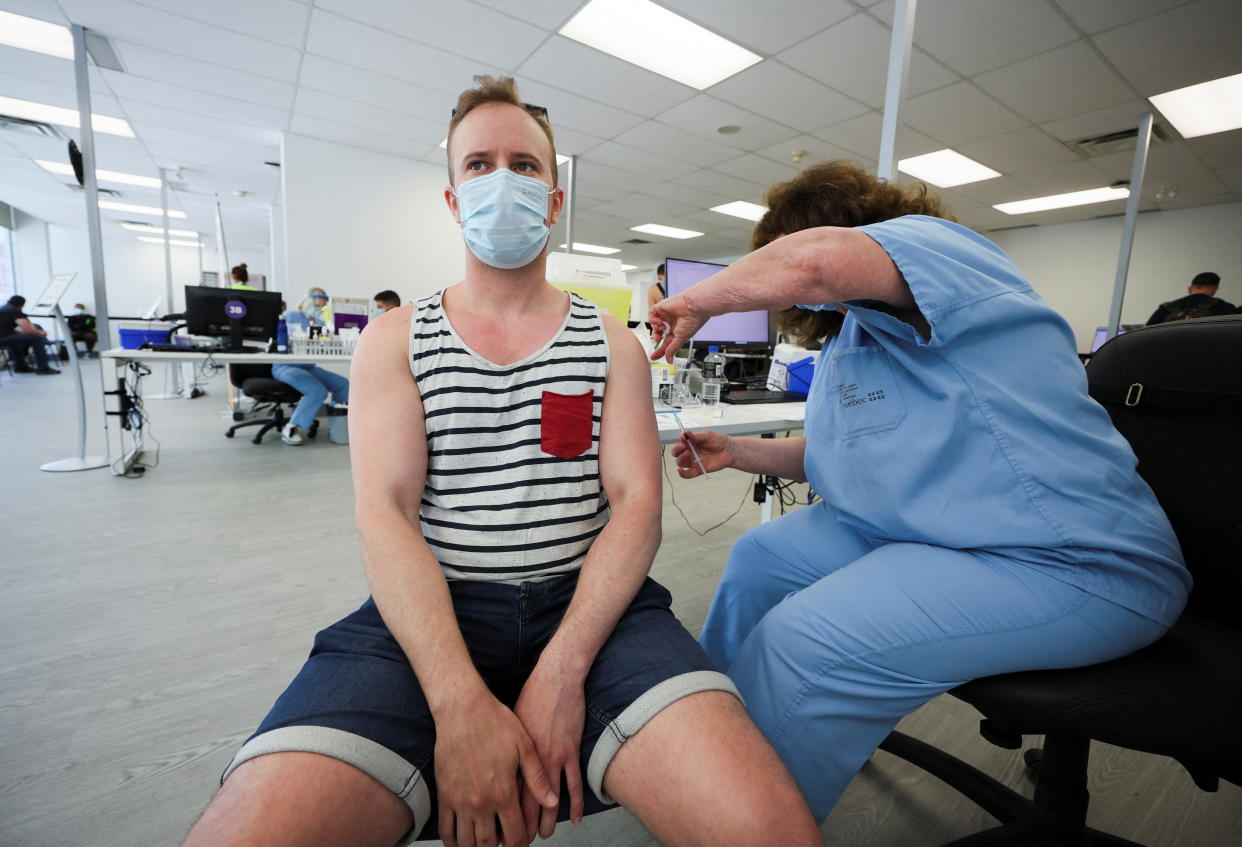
[879, 315, 1242, 846]
[225, 363, 318, 445]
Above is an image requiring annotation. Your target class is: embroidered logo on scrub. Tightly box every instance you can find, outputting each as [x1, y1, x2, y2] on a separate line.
[838, 382, 888, 409]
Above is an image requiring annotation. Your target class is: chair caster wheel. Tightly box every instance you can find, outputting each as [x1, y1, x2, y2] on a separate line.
[225, 431, 235, 438]
[252, 436, 264, 445]
[1023, 747, 1043, 782]
[232, 411, 244, 422]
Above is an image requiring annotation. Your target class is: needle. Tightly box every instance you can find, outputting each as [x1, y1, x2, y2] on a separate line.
[673, 412, 710, 479]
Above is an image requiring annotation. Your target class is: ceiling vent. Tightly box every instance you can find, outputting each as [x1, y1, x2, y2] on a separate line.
[84, 30, 125, 72]
[1066, 124, 1167, 158]
[0, 114, 68, 141]
[622, 237, 652, 244]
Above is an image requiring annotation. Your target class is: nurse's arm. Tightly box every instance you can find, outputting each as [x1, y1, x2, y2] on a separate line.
[650, 227, 910, 360]
[675, 432, 807, 482]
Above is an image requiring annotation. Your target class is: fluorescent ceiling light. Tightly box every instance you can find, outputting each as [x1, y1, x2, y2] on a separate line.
[99, 200, 187, 218]
[1150, 72, 1242, 139]
[558, 242, 620, 254]
[560, 0, 762, 90]
[710, 200, 767, 221]
[0, 95, 134, 138]
[630, 223, 704, 239]
[440, 137, 571, 165]
[898, 149, 1001, 188]
[37, 159, 161, 189]
[994, 186, 1129, 215]
[121, 223, 199, 237]
[0, 11, 73, 59]
[138, 236, 204, 247]
[620, 264, 637, 271]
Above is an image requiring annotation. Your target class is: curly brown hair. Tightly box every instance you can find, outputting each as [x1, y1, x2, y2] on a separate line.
[753, 161, 953, 347]
[447, 75, 558, 187]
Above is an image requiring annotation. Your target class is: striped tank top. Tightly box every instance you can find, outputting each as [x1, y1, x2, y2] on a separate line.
[409, 290, 611, 582]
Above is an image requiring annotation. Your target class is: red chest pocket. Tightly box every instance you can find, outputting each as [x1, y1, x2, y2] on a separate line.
[541, 390, 594, 459]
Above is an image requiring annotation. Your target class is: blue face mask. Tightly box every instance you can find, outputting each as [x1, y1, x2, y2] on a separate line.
[453, 168, 554, 270]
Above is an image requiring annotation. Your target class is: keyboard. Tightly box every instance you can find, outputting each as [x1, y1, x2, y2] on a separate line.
[723, 389, 807, 405]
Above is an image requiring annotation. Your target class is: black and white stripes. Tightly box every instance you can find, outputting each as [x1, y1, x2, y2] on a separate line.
[410, 291, 611, 582]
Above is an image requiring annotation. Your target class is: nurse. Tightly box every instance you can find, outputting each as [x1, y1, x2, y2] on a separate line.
[649, 161, 1190, 822]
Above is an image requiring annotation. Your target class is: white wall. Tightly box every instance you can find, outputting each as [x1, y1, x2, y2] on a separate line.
[281, 133, 464, 308]
[989, 201, 1242, 350]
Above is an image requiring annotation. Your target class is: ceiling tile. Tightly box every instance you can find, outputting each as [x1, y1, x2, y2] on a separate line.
[1054, 0, 1197, 36]
[871, 0, 1080, 77]
[659, 0, 856, 54]
[936, 174, 1032, 207]
[755, 135, 857, 169]
[641, 180, 734, 210]
[673, 167, 769, 201]
[103, 72, 291, 130]
[316, 0, 548, 70]
[583, 142, 699, 181]
[571, 160, 662, 193]
[129, 0, 312, 49]
[122, 101, 281, 147]
[1215, 165, 1242, 193]
[128, 125, 278, 164]
[707, 61, 870, 133]
[810, 112, 941, 161]
[974, 41, 1134, 125]
[293, 88, 443, 146]
[614, 121, 740, 168]
[1039, 100, 1152, 142]
[1091, 0, 1242, 95]
[550, 126, 607, 159]
[517, 36, 695, 118]
[0, 43, 110, 94]
[288, 115, 424, 160]
[1187, 130, 1242, 170]
[715, 153, 801, 187]
[1010, 158, 1118, 194]
[57, 0, 304, 81]
[1091, 141, 1229, 196]
[296, 56, 452, 124]
[902, 81, 1029, 146]
[473, 0, 583, 30]
[113, 43, 296, 110]
[304, 9, 503, 94]
[778, 13, 959, 109]
[0, 73, 121, 115]
[957, 126, 1081, 174]
[656, 95, 801, 152]
[573, 182, 631, 204]
[514, 77, 646, 139]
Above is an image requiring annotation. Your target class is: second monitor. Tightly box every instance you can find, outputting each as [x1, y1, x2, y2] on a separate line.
[664, 258, 769, 347]
[185, 285, 282, 352]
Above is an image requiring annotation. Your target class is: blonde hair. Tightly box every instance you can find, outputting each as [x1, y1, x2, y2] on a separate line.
[446, 75, 557, 187]
[299, 287, 328, 315]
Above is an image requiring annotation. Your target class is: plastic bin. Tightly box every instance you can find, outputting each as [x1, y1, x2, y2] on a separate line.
[118, 327, 169, 349]
[786, 356, 816, 395]
[327, 405, 349, 445]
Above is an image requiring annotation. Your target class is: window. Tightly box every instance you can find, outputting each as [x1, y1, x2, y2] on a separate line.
[0, 225, 15, 302]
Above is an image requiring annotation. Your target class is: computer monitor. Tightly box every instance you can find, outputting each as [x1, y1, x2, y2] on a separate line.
[1090, 325, 1130, 353]
[664, 258, 770, 346]
[185, 285, 281, 351]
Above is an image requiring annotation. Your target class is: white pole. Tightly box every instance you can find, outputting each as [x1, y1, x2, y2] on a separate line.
[148, 168, 182, 398]
[876, 0, 917, 182]
[1105, 112, 1153, 341]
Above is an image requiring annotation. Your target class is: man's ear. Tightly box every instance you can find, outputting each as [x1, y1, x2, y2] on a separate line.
[545, 186, 565, 227]
[445, 186, 462, 226]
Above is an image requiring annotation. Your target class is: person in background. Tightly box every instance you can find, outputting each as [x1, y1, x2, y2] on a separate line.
[229, 264, 257, 291]
[0, 295, 60, 375]
[645, 262, 666, 310]
[66, 303, 98, 357]
[280, 300, 309, 334]
[299, 287, 331, 329]
[1145, 272, 1234, 324]
[270, 359, 349, 446]
[373, 290, 401, 313]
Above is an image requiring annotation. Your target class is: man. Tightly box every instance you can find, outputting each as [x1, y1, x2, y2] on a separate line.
[1146, 272, 1234, 324]
[0, 295, 60, 374]
[184, 76, 819, 847]
[66, 303, 98, 357]
[646, 262, 666, 310]
[374, 289, 401, 313]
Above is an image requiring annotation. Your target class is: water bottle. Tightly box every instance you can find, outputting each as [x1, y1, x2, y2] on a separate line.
[703, 346, 725, 382]
[276, 318, 288, 353]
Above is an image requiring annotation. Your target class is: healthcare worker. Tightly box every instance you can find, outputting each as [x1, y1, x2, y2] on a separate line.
[650, 161, 1190, 822]
[299, 287, 331, 328]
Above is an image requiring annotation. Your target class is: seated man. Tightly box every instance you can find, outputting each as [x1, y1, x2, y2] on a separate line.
[1146, 271, 1235, 324]
[373, 289, 401, 313]
[0, 295, 60, 374]
[183, 76, 819, 847]
[66, 303, 98, 356]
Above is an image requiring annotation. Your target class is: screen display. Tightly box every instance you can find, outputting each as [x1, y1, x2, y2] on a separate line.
[664, 258, 769, 345]
[1090, 326, 1128, 352]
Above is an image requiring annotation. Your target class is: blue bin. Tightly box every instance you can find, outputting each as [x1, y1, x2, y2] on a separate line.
[786, 356, 816, 395]
[118, 328, 169, 349]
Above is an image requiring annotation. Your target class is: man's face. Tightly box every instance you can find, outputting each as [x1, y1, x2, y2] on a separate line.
[445, 102, 563, 227]
[374, 301, 395, 313]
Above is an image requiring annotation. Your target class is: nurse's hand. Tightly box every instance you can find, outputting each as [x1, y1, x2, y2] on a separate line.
[649, 292, 708, 362]
[672, 430, 734, 477]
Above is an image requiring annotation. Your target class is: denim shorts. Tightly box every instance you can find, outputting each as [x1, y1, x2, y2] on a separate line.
[221, 572, 736, 843]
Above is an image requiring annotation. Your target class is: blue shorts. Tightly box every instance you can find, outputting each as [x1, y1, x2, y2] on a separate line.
[221, 572, 736, 842]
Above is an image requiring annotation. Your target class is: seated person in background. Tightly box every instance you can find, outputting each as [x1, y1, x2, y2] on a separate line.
[1146, 272, 1234, 324]
[646, 262, 666, 310]
[300, 287, 331, 328]
[0, 295, 60, 375]
[66, 303, 98, 357]
[373, 289, 401, 313]
[182, 74, 819, 847]
[269, 359, 349, 446]
[229, 263, 257, 291]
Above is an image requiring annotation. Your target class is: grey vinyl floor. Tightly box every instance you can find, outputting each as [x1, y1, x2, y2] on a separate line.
[2, 361, 1239, 847]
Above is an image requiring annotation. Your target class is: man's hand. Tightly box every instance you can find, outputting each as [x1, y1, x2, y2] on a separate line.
[513, 666, 587, 839]
[649, 291, 709, 362]
[672, 430, 735, 478]
[434, 694, 557, 847]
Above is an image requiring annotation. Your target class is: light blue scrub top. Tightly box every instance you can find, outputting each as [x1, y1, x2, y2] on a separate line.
[800, 215, 1189, 626]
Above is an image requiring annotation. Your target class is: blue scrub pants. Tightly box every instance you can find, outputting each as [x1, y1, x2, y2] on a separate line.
[271, 364, 349, 431]
[699, 501, 1168, 821]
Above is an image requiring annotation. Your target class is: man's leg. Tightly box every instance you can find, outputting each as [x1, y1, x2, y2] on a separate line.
[272, 365, 328, 430]
[184, 752, 411, 847]
[0, 335, 38, 370]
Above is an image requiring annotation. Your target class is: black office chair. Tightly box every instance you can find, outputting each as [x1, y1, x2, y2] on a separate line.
[878, 315, 1242, 846]
[225, 363, 318, 445]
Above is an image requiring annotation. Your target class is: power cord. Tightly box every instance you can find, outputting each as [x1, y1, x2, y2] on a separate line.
[661, 445, 756, 536]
